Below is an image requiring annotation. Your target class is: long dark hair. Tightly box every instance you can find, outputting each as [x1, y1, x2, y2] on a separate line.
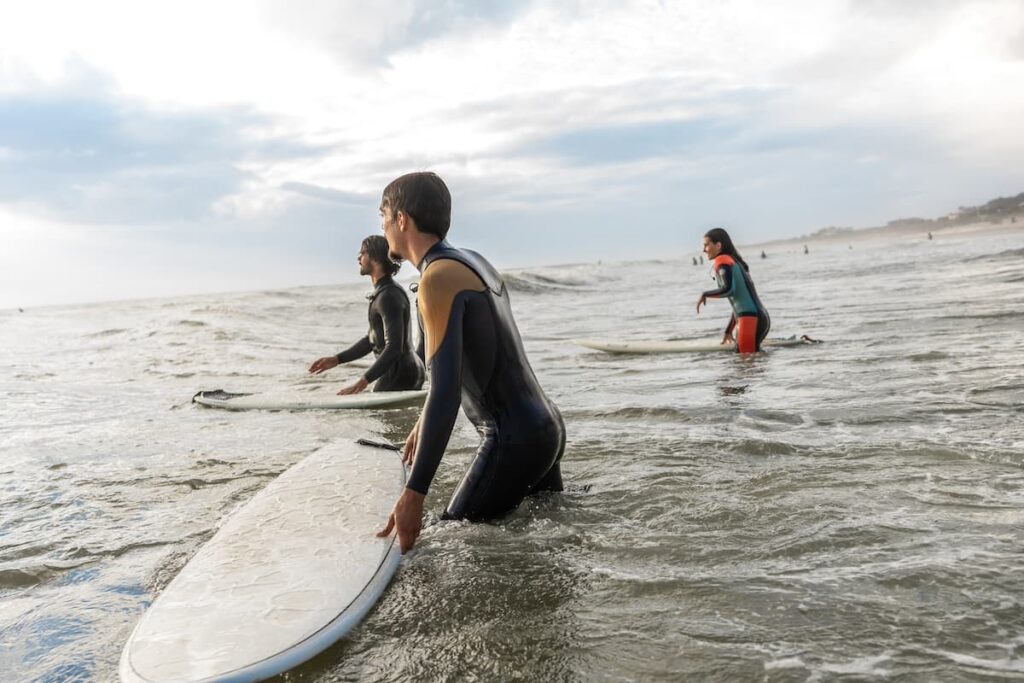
[704, 227, 749, 273]
[362, 235, 401, 276]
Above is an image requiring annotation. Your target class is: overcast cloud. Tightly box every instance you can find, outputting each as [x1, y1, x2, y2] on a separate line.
[2, 0, 1022, 307]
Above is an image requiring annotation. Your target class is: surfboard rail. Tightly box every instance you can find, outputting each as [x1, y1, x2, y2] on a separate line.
[119, 440, 405, 682]
[573, 335, 821, 354]
[192, 388, 427, 411]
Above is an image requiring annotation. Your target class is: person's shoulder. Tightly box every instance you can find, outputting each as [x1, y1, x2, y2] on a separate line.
[713, 254, 736, 268]
[420, 258, 484, 291]
[377, 284, 409, 307]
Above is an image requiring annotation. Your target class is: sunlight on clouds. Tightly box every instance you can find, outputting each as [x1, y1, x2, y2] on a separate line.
[2, 0, 1023, 305]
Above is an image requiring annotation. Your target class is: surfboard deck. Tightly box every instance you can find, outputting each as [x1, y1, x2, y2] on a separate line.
[574, 336, 820, 354]
[192, 388, 427, 411]
[119, 439, 405, 683]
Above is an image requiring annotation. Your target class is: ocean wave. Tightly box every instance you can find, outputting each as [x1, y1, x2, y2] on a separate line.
[0, 560, 90, 588]
[503, 271, 595, 294]
[85, 328, 130, 338]
[966, 246, 1024, 262]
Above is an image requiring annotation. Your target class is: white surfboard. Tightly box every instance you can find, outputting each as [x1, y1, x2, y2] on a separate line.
[120, 439, 405, 683]
[193, 388, 427, 411]
[574, 336, 819, 354]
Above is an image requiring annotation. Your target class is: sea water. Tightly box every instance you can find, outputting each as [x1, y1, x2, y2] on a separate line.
[1, 227, 1023, 681]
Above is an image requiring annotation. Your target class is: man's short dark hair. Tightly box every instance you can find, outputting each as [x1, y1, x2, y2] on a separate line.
[362, 235, 401, 276]
[380, 172, 451, 239]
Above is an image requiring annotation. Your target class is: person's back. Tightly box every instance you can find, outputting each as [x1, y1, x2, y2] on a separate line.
[411, 240, 564, 520]
[375, 171, 565, 551]
[364, 277, 423, 392]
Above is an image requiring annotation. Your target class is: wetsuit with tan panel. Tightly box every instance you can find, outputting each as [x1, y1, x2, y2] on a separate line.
[407, 240, 565, 520]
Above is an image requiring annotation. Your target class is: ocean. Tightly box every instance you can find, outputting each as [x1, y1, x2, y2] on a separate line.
[2, 226, 1023, 681]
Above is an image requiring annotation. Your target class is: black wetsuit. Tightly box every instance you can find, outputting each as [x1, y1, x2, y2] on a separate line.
[407, 240, 565, 521]
[335, 276, 424, 392]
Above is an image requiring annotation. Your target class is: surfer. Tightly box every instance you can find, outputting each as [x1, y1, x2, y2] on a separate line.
[375, 172, 565, 553]
[696, 227, 771, 354]
[308, 235, 424, 394]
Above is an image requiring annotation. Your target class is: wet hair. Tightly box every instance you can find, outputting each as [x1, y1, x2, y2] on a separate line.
[362, 235, 401, 276]
[704, 227, 750, 272]
[380, 172, 451, 239]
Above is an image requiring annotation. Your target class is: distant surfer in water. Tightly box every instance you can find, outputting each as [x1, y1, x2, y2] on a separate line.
[696, 227, 771, 354]
[375, 171, 565, 553]
[308, 235, 424, 394]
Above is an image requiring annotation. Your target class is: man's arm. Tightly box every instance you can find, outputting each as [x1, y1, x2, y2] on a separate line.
[378, 260, 485, 554]
[309, 336, 371, 374]
[336, 336, 372, 363]
[407, 260, 485, 494]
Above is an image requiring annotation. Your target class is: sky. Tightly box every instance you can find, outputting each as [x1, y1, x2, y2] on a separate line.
[2, 0, 1023, 308]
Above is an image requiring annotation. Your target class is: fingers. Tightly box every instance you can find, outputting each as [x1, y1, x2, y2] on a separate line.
[397, 525, 419, 554]
[376, 514, 395, 538]
[402, 436, 417, 466]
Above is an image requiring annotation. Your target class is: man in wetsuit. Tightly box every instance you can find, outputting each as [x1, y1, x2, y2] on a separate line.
[308, 235, 424, 394]
[375, 172, 565, 553]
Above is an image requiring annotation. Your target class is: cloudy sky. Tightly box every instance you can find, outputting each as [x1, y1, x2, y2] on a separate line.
[2, 0, 1023, 307]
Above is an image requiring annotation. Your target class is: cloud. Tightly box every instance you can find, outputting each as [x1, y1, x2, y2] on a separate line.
[256, 0, 535, 68]
[0, 66, 323, 226]
[2, 0, 1024, 307]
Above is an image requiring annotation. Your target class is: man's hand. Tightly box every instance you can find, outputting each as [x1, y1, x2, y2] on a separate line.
[721, 332, 735, 345]
[402, 421, 420, 466]
[309, 356, 339, 374]
[696, 294, 708, 314]
[376, 488, 426, 554]
[337, 377, 369, 395]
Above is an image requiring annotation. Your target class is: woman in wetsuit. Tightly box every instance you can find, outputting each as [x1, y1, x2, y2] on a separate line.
[696, 227, 771, 353]
[308, 235, 424, 393]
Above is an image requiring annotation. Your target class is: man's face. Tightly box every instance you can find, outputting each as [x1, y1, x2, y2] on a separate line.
[357, 246, 372, 276]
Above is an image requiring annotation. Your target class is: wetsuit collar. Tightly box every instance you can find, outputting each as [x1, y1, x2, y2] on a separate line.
[367, 275, 397, 300]
[416, 239, 453, 273]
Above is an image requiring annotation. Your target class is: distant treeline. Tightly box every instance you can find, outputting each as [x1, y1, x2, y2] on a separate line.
[808, 191, 1024, 238]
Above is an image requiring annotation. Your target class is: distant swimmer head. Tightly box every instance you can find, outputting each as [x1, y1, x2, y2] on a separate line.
[380, 172, 451, 239]
[703, 227, 750, 271]
[360, 235, 401, 277]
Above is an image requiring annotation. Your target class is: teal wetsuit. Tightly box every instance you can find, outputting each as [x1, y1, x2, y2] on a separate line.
[703, 254, 771, 352]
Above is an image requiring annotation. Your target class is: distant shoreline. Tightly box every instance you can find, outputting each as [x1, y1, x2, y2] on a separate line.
[750, 190, 1024, 250]
[750, 218, 1024, 251]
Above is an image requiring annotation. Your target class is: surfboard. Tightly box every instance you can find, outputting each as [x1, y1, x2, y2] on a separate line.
[574, 336, 820, 354]
[192, 388, 427, 411]
[119, 439, 404, 683]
